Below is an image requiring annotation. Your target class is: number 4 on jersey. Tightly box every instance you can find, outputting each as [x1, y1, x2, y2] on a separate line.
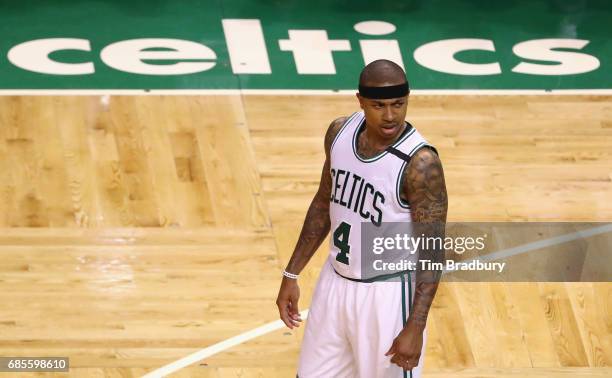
[333, 221, 351, 264]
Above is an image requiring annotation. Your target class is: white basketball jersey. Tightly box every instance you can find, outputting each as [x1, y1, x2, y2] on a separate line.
[329, 111, 434, 280]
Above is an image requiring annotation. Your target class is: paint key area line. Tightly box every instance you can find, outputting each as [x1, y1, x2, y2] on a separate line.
[141, 310, 309, 378]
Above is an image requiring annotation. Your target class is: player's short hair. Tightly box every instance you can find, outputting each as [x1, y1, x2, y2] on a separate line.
[359, 59, 409, 89]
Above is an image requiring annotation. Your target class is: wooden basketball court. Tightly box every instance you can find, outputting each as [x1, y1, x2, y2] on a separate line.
[0, 94, 611, 377]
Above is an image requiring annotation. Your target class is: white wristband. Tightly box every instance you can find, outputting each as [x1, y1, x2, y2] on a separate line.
[283, 270, 299, 280]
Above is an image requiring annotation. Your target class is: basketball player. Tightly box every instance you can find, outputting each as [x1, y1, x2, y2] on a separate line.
[276, 59, 448, 377]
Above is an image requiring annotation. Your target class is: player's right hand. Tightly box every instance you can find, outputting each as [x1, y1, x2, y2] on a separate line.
[276, 277, 302, 329]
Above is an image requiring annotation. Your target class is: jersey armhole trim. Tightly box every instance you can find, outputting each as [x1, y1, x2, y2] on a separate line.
[396, 160, 411, 210]
[395, 143, 437, 209]
[330, 112, 358, 153]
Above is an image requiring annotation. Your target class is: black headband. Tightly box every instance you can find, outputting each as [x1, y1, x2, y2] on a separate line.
[358, 82, 409, 99]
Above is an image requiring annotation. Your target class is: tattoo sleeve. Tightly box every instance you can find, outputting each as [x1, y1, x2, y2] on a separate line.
[403, 147, 448, 329]
[284, 117, 347, 274]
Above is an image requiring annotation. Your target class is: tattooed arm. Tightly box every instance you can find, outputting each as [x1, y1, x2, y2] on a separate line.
[284, 116, 346, 274]
[276, 116, 347, 329]
[386, 146, 448, 370]
[405, 147, 447, 328]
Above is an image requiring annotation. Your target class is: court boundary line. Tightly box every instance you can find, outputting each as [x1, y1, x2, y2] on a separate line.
[0, 89, 611, 96]
[142, 223, 611, 378]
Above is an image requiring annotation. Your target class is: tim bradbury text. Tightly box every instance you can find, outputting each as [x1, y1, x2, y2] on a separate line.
[372, 259, 506, 273]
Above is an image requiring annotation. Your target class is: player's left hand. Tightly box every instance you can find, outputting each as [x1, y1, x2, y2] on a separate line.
[385, 321, 424, 371]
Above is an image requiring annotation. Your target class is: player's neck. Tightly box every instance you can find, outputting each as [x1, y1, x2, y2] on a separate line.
[363, 122, 407, 150]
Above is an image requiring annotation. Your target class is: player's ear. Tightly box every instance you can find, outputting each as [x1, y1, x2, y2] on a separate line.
[356, 93, 365, 110]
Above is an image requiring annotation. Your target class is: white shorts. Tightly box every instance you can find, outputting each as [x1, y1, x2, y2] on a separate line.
[298, 259, 426, 378]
